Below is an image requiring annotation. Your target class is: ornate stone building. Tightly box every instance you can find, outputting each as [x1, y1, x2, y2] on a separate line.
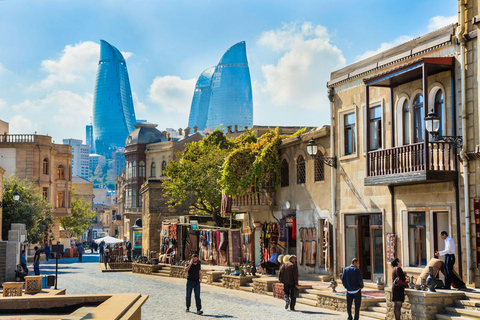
[0, 131, 72, 242]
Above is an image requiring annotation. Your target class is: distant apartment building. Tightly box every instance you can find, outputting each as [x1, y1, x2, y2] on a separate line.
[112, 147, 125, 176]
[0, 124, 72, 242]
[63, 139, 90, 179]
[86, 124, 94, 154]
[89, 153, 106, 173]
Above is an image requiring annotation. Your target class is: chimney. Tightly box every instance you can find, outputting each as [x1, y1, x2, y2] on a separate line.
[185, 127, 190, 137]
[178, 128, 183, 136]
[227, 125, 232, 133]
[193, 126, 198, 133]
[234, 125, 238, 132]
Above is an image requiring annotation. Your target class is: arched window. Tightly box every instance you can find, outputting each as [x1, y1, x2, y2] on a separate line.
[57, 165, 65, 180]
[434, 90, 444, 137]
[132, 161, 137, 178]
[151, 162, 156, 178]
[139, 161, 146, 178]
[314, 151, 325, 182]
[281, 159, 289, 187]
[43, 158, 49, 175]
[413, 94, 424, 143]
[161, 161, 167, 176]
[402, 99, 410, 145]
[296, 156, 305, 184]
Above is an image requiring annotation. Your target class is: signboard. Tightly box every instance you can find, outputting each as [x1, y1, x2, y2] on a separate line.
[133, 230, 142, 249]
[52, 244, 64, 254]
[474, 198, 480, 269]
[190, 220, 199, 230]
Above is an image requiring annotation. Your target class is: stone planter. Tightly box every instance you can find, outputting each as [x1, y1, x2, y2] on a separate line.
[252, 278, 278, 295]
[2, 282, 23, 297]
[385, 287, 465, 320]
[206, 271, 224, 284]
[316, 291, 384, 312]
[170, 265, 187, 279]
[107, 262, 132, 270]
[221, 275, 254, 290]
[132, 263, 160, 274]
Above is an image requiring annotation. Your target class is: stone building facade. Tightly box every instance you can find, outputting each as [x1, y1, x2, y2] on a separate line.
[327, 25, 462, 284]
[0, 132, 72, 242]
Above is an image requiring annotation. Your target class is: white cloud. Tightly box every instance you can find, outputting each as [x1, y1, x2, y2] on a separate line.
[428, 15, 457, 32]
[9, 115, 37, 134]
[355, 35, 413, 62]
[258, 22, 346, 110]
[132, 91, 149, 119]
[148, 76, 196, 115]
[0, 99, 7, 110]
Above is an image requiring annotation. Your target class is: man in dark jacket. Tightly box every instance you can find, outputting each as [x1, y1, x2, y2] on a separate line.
[125, 239, 132, 262]
[341, 258, 364, 320]
[282, 255, 299, 311]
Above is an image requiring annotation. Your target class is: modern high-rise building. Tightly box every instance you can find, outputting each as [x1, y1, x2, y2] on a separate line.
[92, 40, 136, 158]
[89, 154, 106, 174]
[188, 41, 253, 131]
[86, 124, 94, 154]
[187, 67, 215, 131]
[63, 139, 90, 180]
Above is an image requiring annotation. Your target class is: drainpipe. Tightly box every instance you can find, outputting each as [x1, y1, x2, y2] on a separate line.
[457, 0, 470, 285]
[328, 88, 337, 278]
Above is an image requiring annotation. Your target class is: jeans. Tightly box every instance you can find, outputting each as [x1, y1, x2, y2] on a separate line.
[186, 280, 202, 311]
[78, 253, 83, 262]
[444, 254, 465, 289]
[45, 253, 49, 261]
[34, 261, 40, 275]
[283, 284, 296, 310]
[346, 290, 362, 320]
[21, 263, 28, 275]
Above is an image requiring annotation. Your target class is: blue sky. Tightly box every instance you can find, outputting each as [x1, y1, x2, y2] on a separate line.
[0, 0, 457, 142]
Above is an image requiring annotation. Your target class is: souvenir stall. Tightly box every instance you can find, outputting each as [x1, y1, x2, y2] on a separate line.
[198, 229, 230, 266]
[299, 227, 317, 267]
[160, 222, 179, 263]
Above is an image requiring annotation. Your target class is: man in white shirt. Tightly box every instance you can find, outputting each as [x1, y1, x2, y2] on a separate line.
[435, 230, 466, 290]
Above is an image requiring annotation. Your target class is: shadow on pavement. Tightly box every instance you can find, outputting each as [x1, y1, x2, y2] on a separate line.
[201, 315, 235, 318]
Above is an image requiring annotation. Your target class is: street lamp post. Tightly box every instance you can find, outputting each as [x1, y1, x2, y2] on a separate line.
[306, 138, 337, 168]
[424, 112, 463, 149]
[13, 191, 20, 202]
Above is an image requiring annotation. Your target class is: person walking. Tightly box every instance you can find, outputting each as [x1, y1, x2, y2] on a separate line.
[282, 255, 299, 311]
[341, 258, 364, 320]
[435, 230, 466, 290]
[21, 250, 28, 275]
[184, 254, 203, 315]
[33, 246, 41, 275]
[77, 243, 84, 262]
[391, 258, 409, 320]
[126, 239, 132, 262]
[104, 244, 110, 269]
[44, 243, 51, 261]
[99, 241, 105, 263]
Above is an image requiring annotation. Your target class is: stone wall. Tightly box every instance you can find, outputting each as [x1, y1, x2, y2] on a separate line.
[222, 275, 254, 290]
[316, 292, 382, 312]
[170, 265, 187, 279]
[108, 262, 132, 270]
[131, 263, 160, 275]
[252, 278, 277, 295]
[385, 287, 464, 320]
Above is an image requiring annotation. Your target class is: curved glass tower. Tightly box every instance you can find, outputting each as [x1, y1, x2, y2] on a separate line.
[93, 40, 136, 157]
[188, 67, 215, 131]
[188, 41, 253, 131]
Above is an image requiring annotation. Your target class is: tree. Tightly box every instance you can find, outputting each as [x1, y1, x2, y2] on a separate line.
[2, 174, 53, 243]
[60, 197, 96, 239]
[163, 129, 234, 225]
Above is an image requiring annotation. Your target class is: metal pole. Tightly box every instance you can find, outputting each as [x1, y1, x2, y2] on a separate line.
[55, 252, 58, 290]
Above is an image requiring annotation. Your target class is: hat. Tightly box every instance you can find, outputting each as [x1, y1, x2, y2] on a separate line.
[277, 254, 285, 264]
[289, 255, 296, 261]
[283, 255, 291, 263]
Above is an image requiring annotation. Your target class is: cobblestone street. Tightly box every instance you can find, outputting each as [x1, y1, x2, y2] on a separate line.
[36, 254, 347, 320]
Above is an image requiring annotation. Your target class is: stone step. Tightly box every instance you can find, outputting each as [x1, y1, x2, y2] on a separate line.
[368, 306, 387, 314]
[360, 310, 385, 320]
[436, 314, 478, 320]
[463, 292, 480, 300]
[238, 286, 253, 293]
[210, 282, 223, 288]
[445, 307, 480, 319]
[158, 270, 170, 275]
[297, 293, 317, 301]
[304, 273, 332, 282]
[246, 282, 254, 287]
[304, 288, 323, 295]
[455, 300, 480, 310]
[378, 302, 387, 308]
[296, 298, 317, 307]
[265, 292, 273, 297]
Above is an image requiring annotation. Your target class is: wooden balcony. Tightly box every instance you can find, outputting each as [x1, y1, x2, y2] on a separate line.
[231, 189, 276, 213]
[365, 142, 458, 186]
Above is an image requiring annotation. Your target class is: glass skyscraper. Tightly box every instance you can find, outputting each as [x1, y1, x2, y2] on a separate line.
[93, 40, 136, 157]
[188, 41, 253, 131]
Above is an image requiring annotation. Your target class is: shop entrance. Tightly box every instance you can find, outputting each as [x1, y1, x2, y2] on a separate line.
[345, 214, 383, 281]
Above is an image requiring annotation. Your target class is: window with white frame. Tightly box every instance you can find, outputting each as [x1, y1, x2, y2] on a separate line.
[402, 99, 410, 145]
[408, 211, 426, 267]
[368, 106, 382, 151]
[413, 94, 424, 143]
[344, 113, 356, 155]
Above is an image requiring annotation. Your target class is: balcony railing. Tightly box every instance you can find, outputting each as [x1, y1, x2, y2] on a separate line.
[232, 189, 275, 209]
[367, 142, 457, 177]
[0, 134, 35, 143]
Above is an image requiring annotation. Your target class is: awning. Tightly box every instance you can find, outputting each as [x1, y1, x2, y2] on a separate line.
[364, 57, 454, 87]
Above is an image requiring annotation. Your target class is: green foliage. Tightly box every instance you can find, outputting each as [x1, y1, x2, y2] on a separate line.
[163, 129, 232, 225]
[2, 174, 53, 243]
[60, 197, 96, 239]
[221, 128, 282, 196]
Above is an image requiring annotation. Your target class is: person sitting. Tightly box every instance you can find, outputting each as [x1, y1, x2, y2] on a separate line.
[260, 247, 279, 274]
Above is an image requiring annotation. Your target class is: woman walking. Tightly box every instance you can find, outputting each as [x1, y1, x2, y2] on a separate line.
[391, 258, 409, 320]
